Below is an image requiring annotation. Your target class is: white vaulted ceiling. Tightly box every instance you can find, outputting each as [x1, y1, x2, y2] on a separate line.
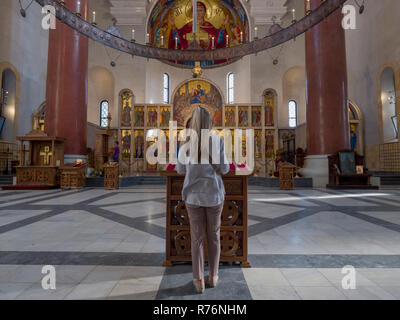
[108, 0, 287, 26]
[109, 0, 147, 25]
[250, 0, 287, 25]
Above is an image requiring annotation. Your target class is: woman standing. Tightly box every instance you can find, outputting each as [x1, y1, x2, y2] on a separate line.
[177, 107, 230, 293]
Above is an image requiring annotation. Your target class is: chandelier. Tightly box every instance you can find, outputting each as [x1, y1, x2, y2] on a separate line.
[35, 0, 348, 65]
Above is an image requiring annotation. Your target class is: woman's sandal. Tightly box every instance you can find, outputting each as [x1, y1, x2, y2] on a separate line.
[208, 275, 219, 288]
[193, 279, 205, 293]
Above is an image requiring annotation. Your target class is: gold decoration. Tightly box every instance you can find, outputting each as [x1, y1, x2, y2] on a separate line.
[192, 61, 203, 77]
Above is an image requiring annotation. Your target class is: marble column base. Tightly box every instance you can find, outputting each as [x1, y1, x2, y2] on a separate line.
[64, 154, 87, 164]
[299, 155, 329, 188]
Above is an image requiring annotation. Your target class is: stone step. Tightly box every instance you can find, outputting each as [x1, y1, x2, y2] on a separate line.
[0, 176, 14, 185]
[248, 177, 313, 188]
[380, 176, 400, 185]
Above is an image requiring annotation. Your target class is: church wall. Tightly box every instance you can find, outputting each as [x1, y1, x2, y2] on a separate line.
[88, 66, 115, 125]
[345, 0, 400, 149]
[250, 0, 306, 130]
[0, 0, 48, 140]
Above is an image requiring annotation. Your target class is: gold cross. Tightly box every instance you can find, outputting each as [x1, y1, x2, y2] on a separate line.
[40, 146, 52, 165]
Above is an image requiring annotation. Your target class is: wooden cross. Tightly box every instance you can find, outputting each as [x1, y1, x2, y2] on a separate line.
[40, 145, 52, 165]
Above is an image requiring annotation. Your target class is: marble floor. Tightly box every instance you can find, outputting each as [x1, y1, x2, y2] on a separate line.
[1, 186, 400, 300]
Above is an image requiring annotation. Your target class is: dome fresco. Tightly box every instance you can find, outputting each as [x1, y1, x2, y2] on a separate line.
[147, 0, 249, 67]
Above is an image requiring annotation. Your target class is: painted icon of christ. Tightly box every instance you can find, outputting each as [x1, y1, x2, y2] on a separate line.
[168, 2, 228, 51]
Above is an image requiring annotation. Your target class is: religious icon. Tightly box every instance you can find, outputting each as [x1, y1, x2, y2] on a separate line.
[122, 101, 132, 126]
[265, 130, 275, 159]
[168, 2, 228, 50]
[350, 124, 357, 152]
[254, 130, 262, 159]
[225, 106, 236, 127]
[120, 90, 133, 127]
[147, 0, 249, 67]
[173, 80, 222, 127]
[191, 84, 206, 104]
[238, 106, 248, 127]
[160, 106, 171, 127]
[264, 90, 275, 127]
[134, 106, 145, 127]
[147, 107, 158, 127]
[121, 130, 131, 159]
[134, 130, 144, 159]
[252, 106, 262, 127]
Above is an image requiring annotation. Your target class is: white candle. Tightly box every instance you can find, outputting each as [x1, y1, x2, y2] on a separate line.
[77, 1, 80, 13]
[131, 29, 135, 41]
[226, 34, 229, 47]
[193, 0, 197, 34]
[175, 36, 178, 49]
[292, 8, 296, 21]
[240, 31, 243, 43]
[211, 36, 215, 49]
[92, 11, 96, 23]
[161, 35, 164, 47]
[306, 0, 311, 12]
[146, 33, 150, 43]
[254, 26, 258, 38]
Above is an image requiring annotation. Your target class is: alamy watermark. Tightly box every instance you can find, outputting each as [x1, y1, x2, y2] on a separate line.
[342, 265, 357, 290]
[41, 265, 56, 290]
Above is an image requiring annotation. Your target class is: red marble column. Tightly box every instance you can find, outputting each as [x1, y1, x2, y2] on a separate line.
[45, 0, 89, 162]
[305, 0, 350, 155]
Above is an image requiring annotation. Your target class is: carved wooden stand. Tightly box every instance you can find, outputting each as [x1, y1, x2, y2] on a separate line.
[104, 163, 119, 190]
[60, 163, 87, 190]
[161, 171, 251, 268]
[279, 162, 296, 190]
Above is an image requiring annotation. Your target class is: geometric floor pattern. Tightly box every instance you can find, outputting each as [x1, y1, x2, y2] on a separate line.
[1, 186, 400, 300]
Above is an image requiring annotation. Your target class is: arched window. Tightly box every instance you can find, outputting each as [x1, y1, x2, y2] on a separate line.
[380, 67, 398, 142]
[100, 100, 109, 127]
[288, 100, 297, 128]
[163, 73, 170, 104]
[227, 72, 234, 104]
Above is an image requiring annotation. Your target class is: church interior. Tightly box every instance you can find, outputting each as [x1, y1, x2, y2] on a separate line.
[0, 0, 400, 301]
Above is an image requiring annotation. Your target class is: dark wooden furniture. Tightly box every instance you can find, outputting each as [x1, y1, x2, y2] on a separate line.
[60, 163, 87, 190]
[94, 129, 112, 171]
[104, 163, 119, 190]
[327, 150, 378, 189]
[161, 171, 250, 268]
[16, 130, 65, 187]
[295, 148, 306, 168]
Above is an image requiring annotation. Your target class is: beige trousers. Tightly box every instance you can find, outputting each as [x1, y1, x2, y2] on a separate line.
[185, 202, 224, 281]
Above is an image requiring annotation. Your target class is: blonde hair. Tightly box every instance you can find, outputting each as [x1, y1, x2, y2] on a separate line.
[190, 107, 212, 162]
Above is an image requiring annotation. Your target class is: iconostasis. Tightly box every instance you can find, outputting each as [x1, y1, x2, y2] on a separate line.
[117, 79, 277, 176]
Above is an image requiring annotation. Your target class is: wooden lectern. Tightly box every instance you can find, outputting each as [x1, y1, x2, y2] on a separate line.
[161, 171, 251, 268]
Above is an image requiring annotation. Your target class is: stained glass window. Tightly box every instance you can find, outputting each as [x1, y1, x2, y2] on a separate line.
[288, 100, 297, 128]
[227, 72, 234, 104]
[100, 100, 109, 127]
[163, 73, 170, 104]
